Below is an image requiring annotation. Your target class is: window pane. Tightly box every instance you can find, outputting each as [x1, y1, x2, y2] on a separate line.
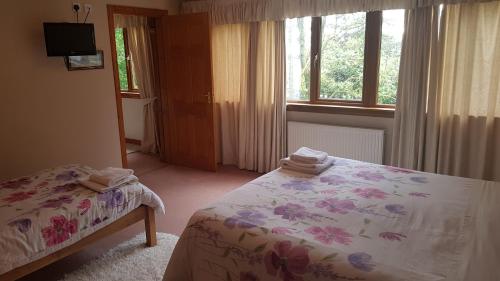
[378, 10, 404, 105]
[286, 17, 311, 101]
[320, 13, 366, 101]
[115, 28, 128, 91]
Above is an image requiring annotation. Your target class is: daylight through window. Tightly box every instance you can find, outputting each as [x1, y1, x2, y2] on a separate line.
[285, 10, 405, 107]
[115, 28, 139, 93]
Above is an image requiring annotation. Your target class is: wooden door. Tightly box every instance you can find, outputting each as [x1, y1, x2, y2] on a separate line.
[162, 13, 216, 171]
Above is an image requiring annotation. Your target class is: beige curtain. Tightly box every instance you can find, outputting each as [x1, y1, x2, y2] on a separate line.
[431, 1, 500, 180]
[115, 15, 159, 154]
[212, 21, 286, 173]
[391, 6, 441, 170]
[393, 1, 500, 181]
[213, 24, 249, 164]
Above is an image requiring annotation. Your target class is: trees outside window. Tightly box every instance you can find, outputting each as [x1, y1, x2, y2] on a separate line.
[115, 28, 139, 94]
[285, 10, 404, 107]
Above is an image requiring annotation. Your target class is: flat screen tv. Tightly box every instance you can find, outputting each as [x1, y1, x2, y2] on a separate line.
[43, 23, 96, 57]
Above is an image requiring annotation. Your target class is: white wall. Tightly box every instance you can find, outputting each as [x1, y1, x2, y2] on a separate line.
[287, 111, 394, 164]
[122, 98, 145, 141]
[0, 0, 179, 180]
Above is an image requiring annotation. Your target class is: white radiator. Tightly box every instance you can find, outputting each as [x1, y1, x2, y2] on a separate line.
[287, 121, 384, 164]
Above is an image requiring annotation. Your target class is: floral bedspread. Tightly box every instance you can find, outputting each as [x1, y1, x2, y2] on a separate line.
[0, 164, 164, 275]
[164, 157, 499, 281]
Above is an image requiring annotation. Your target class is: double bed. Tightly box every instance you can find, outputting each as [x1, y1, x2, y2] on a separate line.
[164, 157, 500, 281]
[0, 164, 164, 280]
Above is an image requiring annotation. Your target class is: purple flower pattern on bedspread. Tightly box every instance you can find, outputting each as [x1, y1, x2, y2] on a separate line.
[55, 170, 80, 182]
[348, 252, 375, 272]
[0, 164, 164, 275]
[224, 210, 267, 229]
[315, 198, 356, 214]
[353, 171, 385, 181]
[8, 219, 32, 233]
[53, 183, 80, 193]
[385, 204, 407, 215]
[97, 189, 125, 209]
[274, 203, 309, 221]
[281, 180, 314, 191]
[352, 187, 388, 199]
[163, 156, 455, 281]
[319, 175, 348, 186]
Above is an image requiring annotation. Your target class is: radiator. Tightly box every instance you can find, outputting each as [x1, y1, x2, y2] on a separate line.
[287, 121, 385, 164]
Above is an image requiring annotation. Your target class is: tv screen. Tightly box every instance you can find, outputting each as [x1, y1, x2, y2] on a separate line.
[43, 23, 96, 57]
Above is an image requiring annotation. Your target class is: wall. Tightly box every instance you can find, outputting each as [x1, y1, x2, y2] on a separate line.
[122, 98, 145, 141]
[287, 110, 394, 164]
[0, 0, 179, 180]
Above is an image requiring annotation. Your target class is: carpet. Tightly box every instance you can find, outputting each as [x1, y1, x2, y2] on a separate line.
[59, 233, 179, 281]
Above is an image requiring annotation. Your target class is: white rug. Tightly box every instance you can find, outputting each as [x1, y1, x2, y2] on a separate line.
[59, 233, 179, 281]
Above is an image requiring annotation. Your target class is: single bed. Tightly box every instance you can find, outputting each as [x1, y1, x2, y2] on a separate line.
[0, 164, 164, 280]
[164, 157, 500, 281]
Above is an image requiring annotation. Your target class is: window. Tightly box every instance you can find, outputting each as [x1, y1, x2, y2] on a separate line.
[285, 10, 405, 108]
[378, 10, 405, 105]
[115, 28, 139, 94]
[319, 13, 366, 101]
[285, 17, 311, 101]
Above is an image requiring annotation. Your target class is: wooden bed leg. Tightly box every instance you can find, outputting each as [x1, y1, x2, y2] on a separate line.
[145, 206, 157, 247]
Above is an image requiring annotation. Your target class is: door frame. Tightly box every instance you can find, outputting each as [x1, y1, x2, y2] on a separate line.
[107, 5, 169, 167]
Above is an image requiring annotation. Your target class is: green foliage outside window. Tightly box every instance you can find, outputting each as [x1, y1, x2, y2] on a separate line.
[378, 10, 404, 105]
[115, 28, 128, 91]
[320, 14, 365, 101]
[377, 33, 401, 105]
[285, 11, 404, 105]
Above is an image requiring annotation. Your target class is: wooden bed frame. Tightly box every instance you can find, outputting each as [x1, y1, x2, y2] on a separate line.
[0, 205, 157, 281]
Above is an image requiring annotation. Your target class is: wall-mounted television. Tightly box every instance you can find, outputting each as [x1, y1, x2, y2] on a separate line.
[43, 23, 96, 57]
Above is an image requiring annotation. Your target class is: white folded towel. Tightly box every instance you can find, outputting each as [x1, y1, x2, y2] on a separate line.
[290, 147, 328, 164]
[280, 156, 334, 175]
[79, 174, 138, 193]
[89, 167, 134, 187]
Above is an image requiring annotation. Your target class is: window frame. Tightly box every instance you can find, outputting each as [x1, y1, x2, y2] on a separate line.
[116, 27, 140, 98]
[287, 11, 397, 110]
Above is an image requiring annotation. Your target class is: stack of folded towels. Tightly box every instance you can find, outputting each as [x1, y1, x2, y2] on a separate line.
[79, 167, 138, 193]
[280, 147, 334, 175]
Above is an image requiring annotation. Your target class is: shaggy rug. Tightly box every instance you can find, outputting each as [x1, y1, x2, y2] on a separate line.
[59, 233, 179, 281]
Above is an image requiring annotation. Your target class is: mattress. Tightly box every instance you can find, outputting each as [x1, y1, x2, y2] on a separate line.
[0, 164, 164, 275]
[163, 157, 500, 281]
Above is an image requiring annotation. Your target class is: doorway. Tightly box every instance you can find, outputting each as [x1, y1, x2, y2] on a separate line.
[108, 6, 217, 172]
[107, 5, 168, 173]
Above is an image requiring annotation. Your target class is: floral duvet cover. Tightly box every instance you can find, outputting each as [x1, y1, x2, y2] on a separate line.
[164, 157, 500, 281]
[0, 164, 164, 275]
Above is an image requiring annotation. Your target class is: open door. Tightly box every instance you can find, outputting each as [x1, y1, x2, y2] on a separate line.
[162, 13, 217, 171]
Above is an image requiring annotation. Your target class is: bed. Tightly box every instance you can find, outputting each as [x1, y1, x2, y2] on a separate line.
[0, 164, 164, 281]
[164, 157, 500, 281]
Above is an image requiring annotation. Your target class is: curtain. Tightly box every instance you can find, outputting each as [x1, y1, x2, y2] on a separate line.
[115, 15, 159, 155]
[212, 21, 286, 173]
[182, 0, 497, 24]
[212, 24, 249, 165]
[390, 6, 441, 170]
[392, 1, 500, 181]
[431, 1, 500, 180]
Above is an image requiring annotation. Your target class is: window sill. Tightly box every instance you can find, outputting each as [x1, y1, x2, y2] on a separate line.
[121, 92, 141, 99]
[286, 103, 395, 118]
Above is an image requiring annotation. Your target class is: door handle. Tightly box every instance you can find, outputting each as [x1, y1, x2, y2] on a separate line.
[202, 92, 212, 104]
